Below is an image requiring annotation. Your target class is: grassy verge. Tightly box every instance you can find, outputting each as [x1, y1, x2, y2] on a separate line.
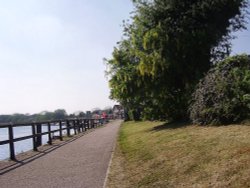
[107, 121, 250, 188]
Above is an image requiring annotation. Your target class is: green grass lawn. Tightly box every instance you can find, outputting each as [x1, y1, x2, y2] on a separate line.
[107, 121, 250, 188]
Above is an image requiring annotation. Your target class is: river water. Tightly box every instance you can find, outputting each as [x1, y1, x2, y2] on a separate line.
[0, 125, 70, 160]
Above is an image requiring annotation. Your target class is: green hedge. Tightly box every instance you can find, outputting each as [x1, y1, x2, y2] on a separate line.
[189, 54, 250, 125]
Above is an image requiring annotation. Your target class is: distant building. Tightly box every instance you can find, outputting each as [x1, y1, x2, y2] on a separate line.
[113, 105, 124, 119]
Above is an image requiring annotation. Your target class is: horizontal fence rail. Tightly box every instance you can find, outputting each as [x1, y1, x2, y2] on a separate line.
[0, 118, 107, 160]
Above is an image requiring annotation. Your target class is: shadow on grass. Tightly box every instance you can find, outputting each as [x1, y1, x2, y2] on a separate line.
[150, 121, 191, 132]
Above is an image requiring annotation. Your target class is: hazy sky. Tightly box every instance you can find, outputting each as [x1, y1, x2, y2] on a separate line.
[0, 0, 134, 114]
[0, 1, 249, 115]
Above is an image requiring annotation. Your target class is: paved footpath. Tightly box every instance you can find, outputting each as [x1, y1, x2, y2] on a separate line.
[0, 120, 122, 188]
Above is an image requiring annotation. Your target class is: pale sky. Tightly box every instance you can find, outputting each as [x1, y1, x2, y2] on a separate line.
[0, 1, 249, 115]
[0, 0, 134, 114]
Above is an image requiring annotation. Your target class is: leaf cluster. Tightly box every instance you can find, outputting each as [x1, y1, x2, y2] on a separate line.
[189, 54, 250, 125]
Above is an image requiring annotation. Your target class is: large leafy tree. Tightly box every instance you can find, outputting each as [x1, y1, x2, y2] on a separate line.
[106, 0, 248, 121]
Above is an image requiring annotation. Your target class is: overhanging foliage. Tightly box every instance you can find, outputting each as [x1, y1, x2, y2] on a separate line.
[106, 0, 248, 121]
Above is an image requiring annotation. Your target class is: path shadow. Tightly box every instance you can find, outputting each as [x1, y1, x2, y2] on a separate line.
[0, 126, 102, 175]
[150, 121, 190, 132]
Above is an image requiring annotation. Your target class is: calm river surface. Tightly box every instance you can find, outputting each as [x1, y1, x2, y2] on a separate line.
[0, 125, 70, 160]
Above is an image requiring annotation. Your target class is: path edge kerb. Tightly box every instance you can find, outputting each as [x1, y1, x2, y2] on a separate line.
[103, 120, 122, 188]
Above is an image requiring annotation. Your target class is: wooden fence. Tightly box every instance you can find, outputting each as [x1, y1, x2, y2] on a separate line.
[0, 118, 105, 160]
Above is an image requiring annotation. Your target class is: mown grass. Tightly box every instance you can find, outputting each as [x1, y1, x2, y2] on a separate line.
[107, 121, 250, 188]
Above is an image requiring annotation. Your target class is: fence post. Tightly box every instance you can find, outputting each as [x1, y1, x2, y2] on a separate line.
[77, 119, 81, 133]
[32, 124, 37, 151]
[87, 119, 90, 129]
[8, 123, 16, 160]
[48, 122, 52, 145]
[91, 119, 94, 128]
[78, 119, 81, 132]
[83, 119, 87, 131]
[73, 120, 77, 135]
[83, 119, 85, 132]
[36, 124, 42, 147]
[66, 120, 70, 137]
[59, 120, 63, 141]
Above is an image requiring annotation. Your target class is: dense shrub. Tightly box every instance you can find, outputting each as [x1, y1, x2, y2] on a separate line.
[189, 54, 250, 125]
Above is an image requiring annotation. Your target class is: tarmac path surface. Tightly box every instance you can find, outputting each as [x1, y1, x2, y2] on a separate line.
[0, 120, 122, 188]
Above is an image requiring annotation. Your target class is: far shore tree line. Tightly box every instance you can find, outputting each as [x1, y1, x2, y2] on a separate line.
[0, 108, 113, 124]
[106, 0, 250, 125]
